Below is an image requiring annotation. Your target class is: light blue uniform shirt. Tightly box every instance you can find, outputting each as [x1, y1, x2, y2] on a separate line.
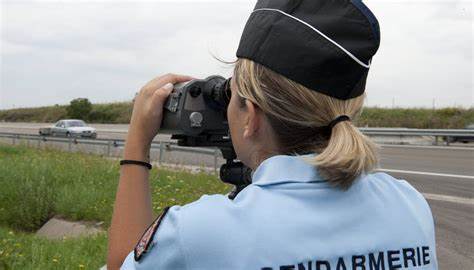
[121, 153, 438, 270]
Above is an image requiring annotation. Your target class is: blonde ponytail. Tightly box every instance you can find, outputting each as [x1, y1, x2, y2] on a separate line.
[234, 58, 380, 189]
[308, 120, 380, 189]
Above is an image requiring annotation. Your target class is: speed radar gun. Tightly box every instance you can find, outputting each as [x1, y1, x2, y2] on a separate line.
[160, 76, 252, 199]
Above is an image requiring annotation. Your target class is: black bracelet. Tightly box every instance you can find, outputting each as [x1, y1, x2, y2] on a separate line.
[120, 159, 152, 170]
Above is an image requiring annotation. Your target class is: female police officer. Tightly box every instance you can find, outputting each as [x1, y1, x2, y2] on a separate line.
[108, 0, 438, 269]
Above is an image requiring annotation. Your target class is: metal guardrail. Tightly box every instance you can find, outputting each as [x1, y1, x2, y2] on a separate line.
[0, 128, 472, 169]
[358, 127, 474, 145]
[3, 125, 473, 138]
[0, 132, 222, 174]
[359, 127, 474, 136]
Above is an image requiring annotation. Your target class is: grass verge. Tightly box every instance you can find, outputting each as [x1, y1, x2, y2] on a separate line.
[0, 227, 107, 270]
[0, 143, 231, 269]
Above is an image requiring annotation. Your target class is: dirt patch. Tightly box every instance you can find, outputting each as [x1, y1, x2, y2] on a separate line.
[36, 216, 104, 240]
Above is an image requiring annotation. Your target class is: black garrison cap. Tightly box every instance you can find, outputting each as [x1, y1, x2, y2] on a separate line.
[236, 0, 381, 100]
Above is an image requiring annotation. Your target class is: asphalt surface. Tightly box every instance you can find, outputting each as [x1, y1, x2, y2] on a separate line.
[1, 122, 473, 269]
[377, 143, 473, 270]
[379, 145, 474, 176]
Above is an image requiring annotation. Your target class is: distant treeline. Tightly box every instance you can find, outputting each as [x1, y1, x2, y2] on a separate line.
[0, 102, 132, 124]
[0, 102, 473, 129]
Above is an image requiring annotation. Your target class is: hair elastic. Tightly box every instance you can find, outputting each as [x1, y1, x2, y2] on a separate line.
[327, 115, 351, 130]
[120, 159, 152, 170]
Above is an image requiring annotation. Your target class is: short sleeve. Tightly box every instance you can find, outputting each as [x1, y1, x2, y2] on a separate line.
[120, 206, 187, 270]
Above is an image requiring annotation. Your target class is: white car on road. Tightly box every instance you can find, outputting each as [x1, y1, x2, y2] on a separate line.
[39, 119, 97, 138]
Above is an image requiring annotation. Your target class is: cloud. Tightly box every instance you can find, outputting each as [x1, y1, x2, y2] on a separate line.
[365, 0, 472, 107]
[0, 1, 251, 108]
[0, 0, 472, 109]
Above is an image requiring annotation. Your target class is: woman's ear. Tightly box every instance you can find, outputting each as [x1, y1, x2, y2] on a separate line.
[243, 99, 260, 139]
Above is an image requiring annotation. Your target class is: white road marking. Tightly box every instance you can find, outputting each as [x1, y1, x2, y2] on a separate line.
[376, 168, 474, 180]
[422, 193, 474, 206]
[380, 144, 474, 151]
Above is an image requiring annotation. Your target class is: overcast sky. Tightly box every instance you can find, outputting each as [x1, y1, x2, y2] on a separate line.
[0, 0, 472, 109]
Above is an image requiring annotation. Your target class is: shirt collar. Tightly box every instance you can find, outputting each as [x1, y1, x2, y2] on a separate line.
[250, 153, 327, 186]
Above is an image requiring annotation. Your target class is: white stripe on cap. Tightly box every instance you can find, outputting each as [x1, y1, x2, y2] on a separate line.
[252, 8, 371, 69]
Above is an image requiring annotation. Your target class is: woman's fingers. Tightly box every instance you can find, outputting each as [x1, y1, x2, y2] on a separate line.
[143, 73, 194, 93]
[152, 83, 175, 104]
[127, 73, 194, 146]
[158, 73, 194, 86]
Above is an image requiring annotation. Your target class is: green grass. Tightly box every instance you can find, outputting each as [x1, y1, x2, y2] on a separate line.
[356, 107, 474, 129]
[0, 143, 231, 269]
[1, 102, 473, 129]
[0, 227, 107, 270]
[0, 102, 132, 124]
[0, 105, 68, 123]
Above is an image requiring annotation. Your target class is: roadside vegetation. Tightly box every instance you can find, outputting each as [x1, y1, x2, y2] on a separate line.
[0, 143, 231, 269]
[0, 101, 473, 128]
[0, 228, 107, 270]
[357, 107, 474, 129]
[0, 101, 133, 124]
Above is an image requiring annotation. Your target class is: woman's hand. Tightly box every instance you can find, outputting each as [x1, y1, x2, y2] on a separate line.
[108, 73, 193, 270]
[125, 73, 194, 160]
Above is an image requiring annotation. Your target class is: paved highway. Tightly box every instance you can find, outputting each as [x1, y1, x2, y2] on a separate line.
[1, 122, 473, 269]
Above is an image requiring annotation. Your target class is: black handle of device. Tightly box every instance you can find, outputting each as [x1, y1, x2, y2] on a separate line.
[218, 147, 252, 199]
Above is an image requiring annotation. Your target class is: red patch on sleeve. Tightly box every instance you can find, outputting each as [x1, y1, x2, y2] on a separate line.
[134, 207, 170, 261]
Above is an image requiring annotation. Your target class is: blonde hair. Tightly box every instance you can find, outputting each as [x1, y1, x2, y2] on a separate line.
[233, 58, 380, 189]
